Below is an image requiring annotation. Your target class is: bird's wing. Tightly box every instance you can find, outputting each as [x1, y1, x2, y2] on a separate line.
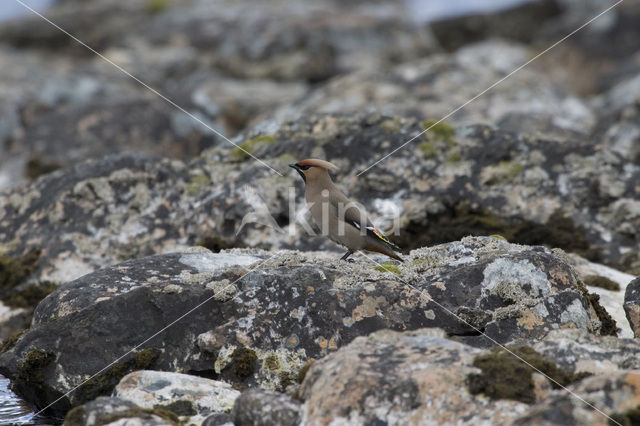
[329, 189, 374, 229]
[330, 189, 400, 249]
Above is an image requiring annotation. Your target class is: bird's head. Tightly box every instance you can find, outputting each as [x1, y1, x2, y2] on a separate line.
[289, 158, 338, 184]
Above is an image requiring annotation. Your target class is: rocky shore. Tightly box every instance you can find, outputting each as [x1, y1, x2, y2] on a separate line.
[1, 0, 639, 424]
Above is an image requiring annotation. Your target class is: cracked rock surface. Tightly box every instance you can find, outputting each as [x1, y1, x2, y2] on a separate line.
[0, 237, 623, 417]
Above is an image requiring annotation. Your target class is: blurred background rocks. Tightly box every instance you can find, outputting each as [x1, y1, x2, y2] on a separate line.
[0, 0, 639, 423]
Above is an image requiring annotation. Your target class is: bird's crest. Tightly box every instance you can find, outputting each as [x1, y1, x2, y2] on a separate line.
[297, 158, 338, 170]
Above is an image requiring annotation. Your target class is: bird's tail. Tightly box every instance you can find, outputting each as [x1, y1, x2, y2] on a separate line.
[364, 226, 404, 262]
[365, 243, 404, 262]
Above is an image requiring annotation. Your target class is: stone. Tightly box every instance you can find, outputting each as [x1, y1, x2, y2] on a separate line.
[115, 370, 240, 424]
[297, 328, 527, 424]
[0, 238, 614, 416]
[624, 277, 640, 338]
[64, 396, 179, 426]
[232, 389, 300, 426]
[265, 40, 595, 141]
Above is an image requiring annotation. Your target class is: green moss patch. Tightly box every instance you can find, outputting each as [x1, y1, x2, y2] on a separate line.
[421, 119, 455, 144]
[0, 249, 40, 292]
[447, 150, 461, 163]
[65, 405, 179, 426]
[18, 349, 56, 386]
[145, 0, 169, 13]
[25, 157, 61, 180]
[186, 174, 212, 195]
[588, 293, 618, 336]
[0, 329, 27, 354]
[196, 236, 241, 253]
[381, 118, 402, 133]
[297, 359, 314, 384]
[230, 135, 276, 161]
[77, 348, 160, 402]
[5, 281, 59, 309]
[398, 203, 601, 262]
[576, 280, 618, 336]
[483, 161, 524, 185]
[467, 346, 585, 404]
[155, 400, 197, 417]
[0, 249, 60, 309]
[417, 141, 437, 158]
[136, 348, 160, 369]
[263, 354, 280, 371]
[374, 261, 401, 274]
[229, 347, 258, 379]
[583, 275, 620, 291]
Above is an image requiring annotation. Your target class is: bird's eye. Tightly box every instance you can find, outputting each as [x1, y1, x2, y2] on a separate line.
[299, 165, 311, 170]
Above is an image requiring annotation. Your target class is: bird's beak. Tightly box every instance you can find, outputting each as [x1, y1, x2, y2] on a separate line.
[289, 163, 306, 183]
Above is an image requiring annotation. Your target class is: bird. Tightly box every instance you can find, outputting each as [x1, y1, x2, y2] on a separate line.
[289, 158, 403, 262]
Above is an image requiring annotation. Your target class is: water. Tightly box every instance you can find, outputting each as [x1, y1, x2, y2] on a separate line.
[0, 375, 55, 425]
[404, 0, 535, 23]
[0, 0, 55, 23]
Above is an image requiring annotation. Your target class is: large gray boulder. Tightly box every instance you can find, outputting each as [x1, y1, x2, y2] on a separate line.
[2, 110, 639, 341]
[234, 328, 640, 425]
[0, 238, 614, 417]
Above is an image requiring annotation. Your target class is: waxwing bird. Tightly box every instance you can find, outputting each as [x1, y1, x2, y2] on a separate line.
[289, 158, 403, 262]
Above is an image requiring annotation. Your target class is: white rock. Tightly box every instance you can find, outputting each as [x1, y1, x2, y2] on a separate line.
[115, 370, 240, 423]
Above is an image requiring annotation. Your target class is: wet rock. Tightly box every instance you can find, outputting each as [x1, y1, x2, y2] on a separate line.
[115, 370, 240, 424]
[232, 389, 300, 426]
[64, 396, 179, 426]
[624, 277, 640, 338]
[0, 238, 612, 417]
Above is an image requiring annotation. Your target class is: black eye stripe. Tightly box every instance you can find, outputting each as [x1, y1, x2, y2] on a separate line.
[299, 165, 311, 170]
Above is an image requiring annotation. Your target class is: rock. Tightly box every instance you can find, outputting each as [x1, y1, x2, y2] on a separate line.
[535, 0, 640, 94]
[297, 328, 527, 424]
[202, 413, 234, 426]
[2, 110, 640, 340]
[514, 371, 640, 425]
[274, 328, 640, 425]
[624, 277, 640, 337]
[564, 253, 637, 338]
[114, 370, 240, 424]
[0, 238, 613, 417]
[0, 250, 260, 416]
[265, 40, 595, 141]
[429, 0, 562, 51]
[64, 396, 179, 426]
[232, 389, 300, 426]
[19, 96, 220, 174]
[0, 0, 438, 81]
[532, 328, 640, 375]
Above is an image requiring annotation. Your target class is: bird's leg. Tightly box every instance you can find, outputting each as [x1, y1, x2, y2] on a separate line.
[340, 250, 354, 262]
